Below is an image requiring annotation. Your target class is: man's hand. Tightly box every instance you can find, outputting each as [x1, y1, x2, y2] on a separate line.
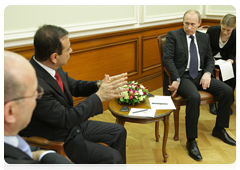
[200, 72, 211, 90]
[96, 73, 129, 102]
[226, 59, 234, 64]
[31, 150, 48, 161]
[168, 81, 180, 97]
[97, 73, 128, 88]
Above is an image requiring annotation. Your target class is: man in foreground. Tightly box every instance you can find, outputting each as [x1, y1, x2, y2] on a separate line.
[4, 51, 72, 164]
[162, 10, 236, 161]
[20, 24, 129, 163]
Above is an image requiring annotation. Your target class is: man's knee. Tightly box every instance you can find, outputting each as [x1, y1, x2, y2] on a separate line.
[114, 124, 127, 137]
[189, 92, 201, 103]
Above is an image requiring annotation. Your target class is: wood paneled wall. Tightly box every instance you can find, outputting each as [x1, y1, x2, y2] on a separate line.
[5, 19, 220, 110]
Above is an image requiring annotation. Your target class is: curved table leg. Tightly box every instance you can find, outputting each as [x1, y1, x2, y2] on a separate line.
[116, 118, 125, 126]
[155, 122, 160, 142]
[162, 114, 170, 162]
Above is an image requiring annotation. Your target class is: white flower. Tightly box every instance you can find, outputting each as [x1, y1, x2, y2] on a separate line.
[138, 89, 143, 95]
[122, 91, 129, 99]
[139, 96, 144, 101]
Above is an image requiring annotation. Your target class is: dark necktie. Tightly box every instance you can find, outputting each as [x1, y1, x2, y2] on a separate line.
[55, 71, 64, 93]
[189, 35, 199, 79]
[16, 135, 32, 158]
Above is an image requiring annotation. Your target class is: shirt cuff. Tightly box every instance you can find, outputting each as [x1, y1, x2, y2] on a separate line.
[39, 150, 56, 161]
[205, 72, 211, 76]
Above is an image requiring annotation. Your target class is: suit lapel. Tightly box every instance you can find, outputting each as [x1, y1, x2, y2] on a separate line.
[180, 29, 188, 59]
[4, 143, 32, 160]
[56, 68, 74, 104]
[195, 31, 204, 67]
[30, 57, 72, 105]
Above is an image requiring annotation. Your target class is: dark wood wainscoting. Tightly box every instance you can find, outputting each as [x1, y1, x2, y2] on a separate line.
[5, 19, 220, 110]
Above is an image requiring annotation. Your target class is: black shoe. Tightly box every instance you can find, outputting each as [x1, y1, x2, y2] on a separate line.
[212, 127, 236, 146]
[186, 140, 202, 161]
[209, 103, 217, 115]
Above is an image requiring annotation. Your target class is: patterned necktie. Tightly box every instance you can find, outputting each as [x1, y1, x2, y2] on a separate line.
[189, 35, 199, 79]
[16, 135, 32, 158]
[55, 71, 64, 93]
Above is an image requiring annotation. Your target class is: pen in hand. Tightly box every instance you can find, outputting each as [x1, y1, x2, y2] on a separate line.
[132, 109, 148, 113]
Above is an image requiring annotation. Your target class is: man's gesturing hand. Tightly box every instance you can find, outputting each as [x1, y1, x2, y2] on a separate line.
[96, 73, 129, 102]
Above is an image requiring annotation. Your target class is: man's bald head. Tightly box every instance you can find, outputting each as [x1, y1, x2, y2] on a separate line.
[4, 51, 36, 104]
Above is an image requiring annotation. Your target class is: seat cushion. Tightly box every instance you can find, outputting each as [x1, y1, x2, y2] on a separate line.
[172, 91, 216, 102]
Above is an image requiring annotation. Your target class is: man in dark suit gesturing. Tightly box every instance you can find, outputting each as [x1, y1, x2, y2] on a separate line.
[4, 51, 72, 164]
[20, 25, 129, 164]
[162, 10, 236, 161]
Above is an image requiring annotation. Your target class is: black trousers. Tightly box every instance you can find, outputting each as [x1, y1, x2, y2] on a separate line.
[64, 120, 126, 164]
[177, 72, 233, 139]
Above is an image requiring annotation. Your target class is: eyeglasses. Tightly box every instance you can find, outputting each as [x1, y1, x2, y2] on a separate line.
[4, 85, 44, 105]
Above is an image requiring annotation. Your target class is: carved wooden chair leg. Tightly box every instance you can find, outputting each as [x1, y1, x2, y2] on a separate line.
[173, 105, 180, 141]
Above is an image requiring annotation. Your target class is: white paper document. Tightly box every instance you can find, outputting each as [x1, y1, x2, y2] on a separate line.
[149, 96, 176, 110]
[215, 59, 234, 81]
[128, 108, 156, 117]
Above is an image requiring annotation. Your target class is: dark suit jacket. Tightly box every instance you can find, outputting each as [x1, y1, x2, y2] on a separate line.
[162, 28, 214, 95]
[4, 143, 72, 164]
[206, 25, 236, 62]
[20, 56, 103, 162]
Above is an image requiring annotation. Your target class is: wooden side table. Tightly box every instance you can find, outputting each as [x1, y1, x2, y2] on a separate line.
[108, 98, 173, 162]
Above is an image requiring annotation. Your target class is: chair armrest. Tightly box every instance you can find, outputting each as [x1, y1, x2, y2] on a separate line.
[22, 136, 71, 162]
[213, 68, 220, 80]
[163, 67, 175, 96]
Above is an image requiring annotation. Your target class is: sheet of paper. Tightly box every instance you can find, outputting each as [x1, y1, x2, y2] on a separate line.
[149, 96, 176, 110]
[128, 108, 156, 117]
[215, 59, 226, 65]
[215, 59, 234, 81]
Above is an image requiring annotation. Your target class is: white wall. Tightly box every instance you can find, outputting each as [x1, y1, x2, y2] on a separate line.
[4, 5, 236, 48]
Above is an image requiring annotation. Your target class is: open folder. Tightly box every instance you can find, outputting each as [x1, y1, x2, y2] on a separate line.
[215, 59, 234, 81]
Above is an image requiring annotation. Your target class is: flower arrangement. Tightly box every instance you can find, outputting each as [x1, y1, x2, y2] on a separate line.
[118, 81, 149, 106]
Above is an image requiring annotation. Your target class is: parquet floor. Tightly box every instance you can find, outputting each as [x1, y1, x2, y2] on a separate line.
[90, 87, 236, 164]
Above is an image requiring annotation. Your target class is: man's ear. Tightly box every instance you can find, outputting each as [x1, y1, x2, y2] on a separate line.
[198, 20, 202, 27]
[50, 53, 58, 64]
[4, 102, 17, 124]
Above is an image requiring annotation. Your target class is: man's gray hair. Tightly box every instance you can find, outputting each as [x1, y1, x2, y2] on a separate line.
[183, 9, 202, 22]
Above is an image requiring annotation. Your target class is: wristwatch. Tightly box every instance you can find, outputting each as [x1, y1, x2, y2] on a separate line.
[176, 78, 181, 82]
[96, 80, 102, 88]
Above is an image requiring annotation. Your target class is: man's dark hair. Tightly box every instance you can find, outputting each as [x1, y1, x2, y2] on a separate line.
[34, 25, 68, 61]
